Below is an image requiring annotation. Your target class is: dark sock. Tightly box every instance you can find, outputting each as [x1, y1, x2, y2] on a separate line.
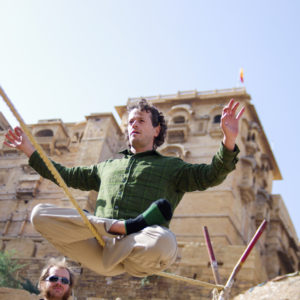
[125, 199, 173, 235]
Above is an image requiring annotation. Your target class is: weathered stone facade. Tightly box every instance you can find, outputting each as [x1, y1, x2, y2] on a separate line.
[0, 87, 299, 299]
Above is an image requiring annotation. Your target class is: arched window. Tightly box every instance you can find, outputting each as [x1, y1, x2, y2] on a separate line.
[35, 129, 54, 137]
[213, 114, 221, 124]
[173, 115, 185, 124]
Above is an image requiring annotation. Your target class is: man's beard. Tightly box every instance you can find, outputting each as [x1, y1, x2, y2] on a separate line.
[45, 288, 71, 300]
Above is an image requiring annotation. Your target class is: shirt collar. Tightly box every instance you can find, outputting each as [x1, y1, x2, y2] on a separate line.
[119, 149, 162, 157]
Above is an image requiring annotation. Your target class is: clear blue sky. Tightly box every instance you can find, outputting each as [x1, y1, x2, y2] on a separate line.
[0, 1, 299, 238]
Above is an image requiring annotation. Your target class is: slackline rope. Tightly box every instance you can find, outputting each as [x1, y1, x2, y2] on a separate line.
[156, 271, 223, 290]
[0, 86, 224, 291]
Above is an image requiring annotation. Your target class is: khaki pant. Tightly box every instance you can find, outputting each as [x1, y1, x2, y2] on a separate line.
[30, 204, 178, 277]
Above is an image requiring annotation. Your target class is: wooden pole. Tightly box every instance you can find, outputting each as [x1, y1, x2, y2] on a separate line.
[203, 226, 221, 285]
[218, 219, 267, 300]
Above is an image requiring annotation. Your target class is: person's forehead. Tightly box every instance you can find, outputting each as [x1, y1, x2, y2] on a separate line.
[49, 266, 70, 278]
[128, 109, 151, 119]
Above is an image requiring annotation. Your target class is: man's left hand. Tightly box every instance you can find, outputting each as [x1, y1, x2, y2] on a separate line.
[221, 98, 245, 151]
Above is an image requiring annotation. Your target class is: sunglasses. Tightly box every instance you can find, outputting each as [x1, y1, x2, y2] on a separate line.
[46, 275, 70, 285]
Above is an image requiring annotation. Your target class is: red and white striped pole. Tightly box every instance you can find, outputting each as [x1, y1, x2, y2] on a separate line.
[218, 219, 267, 300]
[203, 226, 221, 285]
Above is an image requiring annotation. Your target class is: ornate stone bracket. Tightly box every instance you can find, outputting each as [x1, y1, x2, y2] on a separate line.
[159, 144, 190, 159]
[238, 156, 256, 203]
[16, 175, 41, 199]
[167, 124, 190, 143]
[255, 188, 272, 223]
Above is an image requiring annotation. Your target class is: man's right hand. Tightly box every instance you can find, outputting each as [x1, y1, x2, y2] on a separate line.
[4, 126, 36, 158]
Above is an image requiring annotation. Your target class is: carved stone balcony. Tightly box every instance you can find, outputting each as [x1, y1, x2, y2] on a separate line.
[167, 123, 189, 144]
[160, 144, 190, 159]
[16, 175, 41, 199]
[32, 120, 70, 155]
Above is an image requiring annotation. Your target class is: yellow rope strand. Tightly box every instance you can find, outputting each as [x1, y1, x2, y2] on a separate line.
[156, 271, 224, 290]
[0, 85, 224, 290]
[0, 86, 105, 247]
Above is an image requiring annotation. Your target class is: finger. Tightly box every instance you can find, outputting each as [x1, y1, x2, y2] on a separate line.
[8, 129, 19, 141]
[15, 126, 23, 136]
[231, 102, 240, 115]
[227, 98, 235, 110]
[236, 107, 245, 120]
[223, 99, 233, 112]
[222, 107, 228, 116]
[4, 134, 16, 145]
[222, 104, 232, 116]
[3, 141, 15, 148]
[5, 130, 14, 140]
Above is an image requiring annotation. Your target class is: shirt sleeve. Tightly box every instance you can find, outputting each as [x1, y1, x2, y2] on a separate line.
[174, 143, 240, 192]
[28, 151, 100, 191]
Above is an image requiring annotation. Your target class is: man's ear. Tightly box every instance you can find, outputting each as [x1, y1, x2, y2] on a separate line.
[154, 125, 161, 137]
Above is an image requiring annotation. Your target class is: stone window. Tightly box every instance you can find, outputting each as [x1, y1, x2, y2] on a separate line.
[16, 175, 41, 199]
[213, 114, 221, 124]
[209, 105, 223, 138]
[168, 130, 185, 143]
[72, 131, 84, 143]
[35, 129, 54, 137]
[247, 132, 256, 141]
[173, 116, 186, 124]
[209, 115, 223, 138]
[166, 105, 192, 143]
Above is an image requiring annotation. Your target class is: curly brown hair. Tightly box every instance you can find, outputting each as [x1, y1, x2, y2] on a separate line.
[126, 99, 167, 149]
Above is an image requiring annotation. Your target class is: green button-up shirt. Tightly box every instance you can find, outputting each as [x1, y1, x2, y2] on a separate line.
[29, 143, 239, 227]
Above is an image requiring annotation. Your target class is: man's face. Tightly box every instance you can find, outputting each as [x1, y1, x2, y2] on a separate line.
[43, 267, 71, 300]
[128, 109, 160, 153]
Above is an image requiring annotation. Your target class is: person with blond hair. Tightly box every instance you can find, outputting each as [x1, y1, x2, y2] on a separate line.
[38, 257, 75, 300]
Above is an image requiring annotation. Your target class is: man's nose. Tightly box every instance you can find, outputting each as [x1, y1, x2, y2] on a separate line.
[132, 120, 138, 127]
[54, 282, 63, 287]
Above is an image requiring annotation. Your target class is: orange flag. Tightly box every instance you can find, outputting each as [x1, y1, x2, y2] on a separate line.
[240, 68, 244, 83]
